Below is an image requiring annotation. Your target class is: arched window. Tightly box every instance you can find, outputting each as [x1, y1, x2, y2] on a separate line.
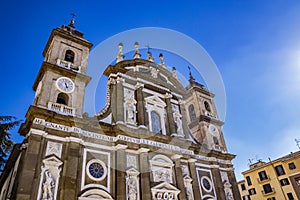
[56, 93, 69, 105]
[64, 50, 75, 63]
[188, 104, 196, 122]
[151, 111, 161, 133]
[204, 101, 211, 112]
[213, 136, 219, 145]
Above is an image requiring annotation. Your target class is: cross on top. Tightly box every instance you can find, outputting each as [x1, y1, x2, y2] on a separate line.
[69, 13, 76, 28]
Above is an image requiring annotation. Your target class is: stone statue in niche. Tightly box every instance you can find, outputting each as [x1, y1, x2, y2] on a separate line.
[124, 88, 137, 124]
[224, 180, 234, 200]
[173, 111, 183, 135]
[127, 175, 137, 200]
[126, 100, 136, 123]
[186, 187, 194, 200]
[221, 171, 234, 200]
[150, 67, 159, 78]
[42, 170, 55, 200]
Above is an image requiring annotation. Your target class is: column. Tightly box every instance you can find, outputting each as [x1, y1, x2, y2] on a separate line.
[136, 84, 146, 127]
[110, 78, 118, 123]
[139, 148, 151, 200]
[172, 155, 187, 200]
[188, 159, 201, 200]
[116, 77, 124, 123]
[165, 93, 176, 136]
[115, 144, 127, 200]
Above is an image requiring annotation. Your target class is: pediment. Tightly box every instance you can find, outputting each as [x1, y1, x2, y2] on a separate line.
[126, 167, 140, 176]
[145, 95, 166, 107]
[43, 155, 63, 166]
[152, 182, 180, 192]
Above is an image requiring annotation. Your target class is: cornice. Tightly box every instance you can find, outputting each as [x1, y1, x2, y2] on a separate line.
[32, 62, 91, 91]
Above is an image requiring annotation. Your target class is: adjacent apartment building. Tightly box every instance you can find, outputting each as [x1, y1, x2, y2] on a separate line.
[238, 151, 300, 200]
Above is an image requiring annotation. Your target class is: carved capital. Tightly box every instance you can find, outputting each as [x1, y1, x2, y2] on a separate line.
[171, 154, 183, 160]
[138, 148, 150, 153]
[135, 82, 144, 89]
[188, 158, 197, 163]
[115, 144, 128, 150]
[164, 93, 173, 99]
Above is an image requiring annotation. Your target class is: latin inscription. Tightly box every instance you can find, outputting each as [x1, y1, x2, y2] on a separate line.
[33, 118, 223, 160]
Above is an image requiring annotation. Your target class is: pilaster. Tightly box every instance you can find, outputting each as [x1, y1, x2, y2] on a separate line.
[172, 155, 186, 200]
[115, 144, 127, 200]
[227, 169, 242, 200]
[210, 166, 226, 199]
[60, 141, 81, 199]
[116, 78, 124, 123]
[179, 99, 189, 139]
[15, 134, 43, 200]
[188, 159, 201, 200]
[139, 148, 151, 200]
[136, 84, 146, 127]
[165, 94, 176, 136]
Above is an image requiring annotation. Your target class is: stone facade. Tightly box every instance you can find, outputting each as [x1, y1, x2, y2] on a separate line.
[0, 20, 241, 200]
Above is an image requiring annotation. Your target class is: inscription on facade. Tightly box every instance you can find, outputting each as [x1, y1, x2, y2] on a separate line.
[33, 118, 231, 165]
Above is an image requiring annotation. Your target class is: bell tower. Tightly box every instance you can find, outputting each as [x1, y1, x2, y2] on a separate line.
[185, 71, 228, 152]
[32, 17, 92, 117]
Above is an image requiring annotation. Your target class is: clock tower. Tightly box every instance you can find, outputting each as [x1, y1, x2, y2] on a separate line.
[33, 18, 92, 117]
[185, 72, 227, 152]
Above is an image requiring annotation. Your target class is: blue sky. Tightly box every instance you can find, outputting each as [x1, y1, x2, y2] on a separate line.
[1, 0, 300, 180]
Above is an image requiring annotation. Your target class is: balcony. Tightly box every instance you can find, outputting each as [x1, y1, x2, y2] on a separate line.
[48, 102, 76, 116]
[56, 59, 81, 72]
[261, 188, 275, 196]
[257, 176, 271, 183]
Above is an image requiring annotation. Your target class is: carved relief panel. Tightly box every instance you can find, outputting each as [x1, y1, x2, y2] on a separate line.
[150, 155, 174, 184]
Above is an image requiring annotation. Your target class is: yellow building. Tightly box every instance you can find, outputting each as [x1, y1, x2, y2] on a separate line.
[238, 151, 300, 200]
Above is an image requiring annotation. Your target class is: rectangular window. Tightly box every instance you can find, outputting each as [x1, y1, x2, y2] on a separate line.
[280, 178, 290, 186]
[248, 188, 256, 195]
[246, 176, 252, 186]
[288, 162, 296, 170]
[263, 184, 273, 194]
[296, 178, 300, 186]
[241, 183, 246, 191]
[258, 170, 268, 181]
[243, 195, 251, 200]
[267, 198, 276, 200]
[275, 165, 286, 176]
[287, 192, 294, 200]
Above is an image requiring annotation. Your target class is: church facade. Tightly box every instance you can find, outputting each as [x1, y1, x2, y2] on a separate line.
[0, 20, 241, 200]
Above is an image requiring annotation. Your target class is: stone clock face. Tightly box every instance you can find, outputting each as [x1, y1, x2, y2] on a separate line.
[209, 124, 219, 137]
[56, 77, 75, 93]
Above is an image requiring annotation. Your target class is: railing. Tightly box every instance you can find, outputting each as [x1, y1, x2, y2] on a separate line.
[56, 59, 81, 72]
[261, 187, 275, 195]
[48, 102, 76, 116]
[212, 144, 227, 153]
[205, 111, 217, 119]
[257, 176, 271, 183]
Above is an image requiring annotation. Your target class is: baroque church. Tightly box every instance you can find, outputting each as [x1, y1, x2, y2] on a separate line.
[0, 19, 241, 200]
